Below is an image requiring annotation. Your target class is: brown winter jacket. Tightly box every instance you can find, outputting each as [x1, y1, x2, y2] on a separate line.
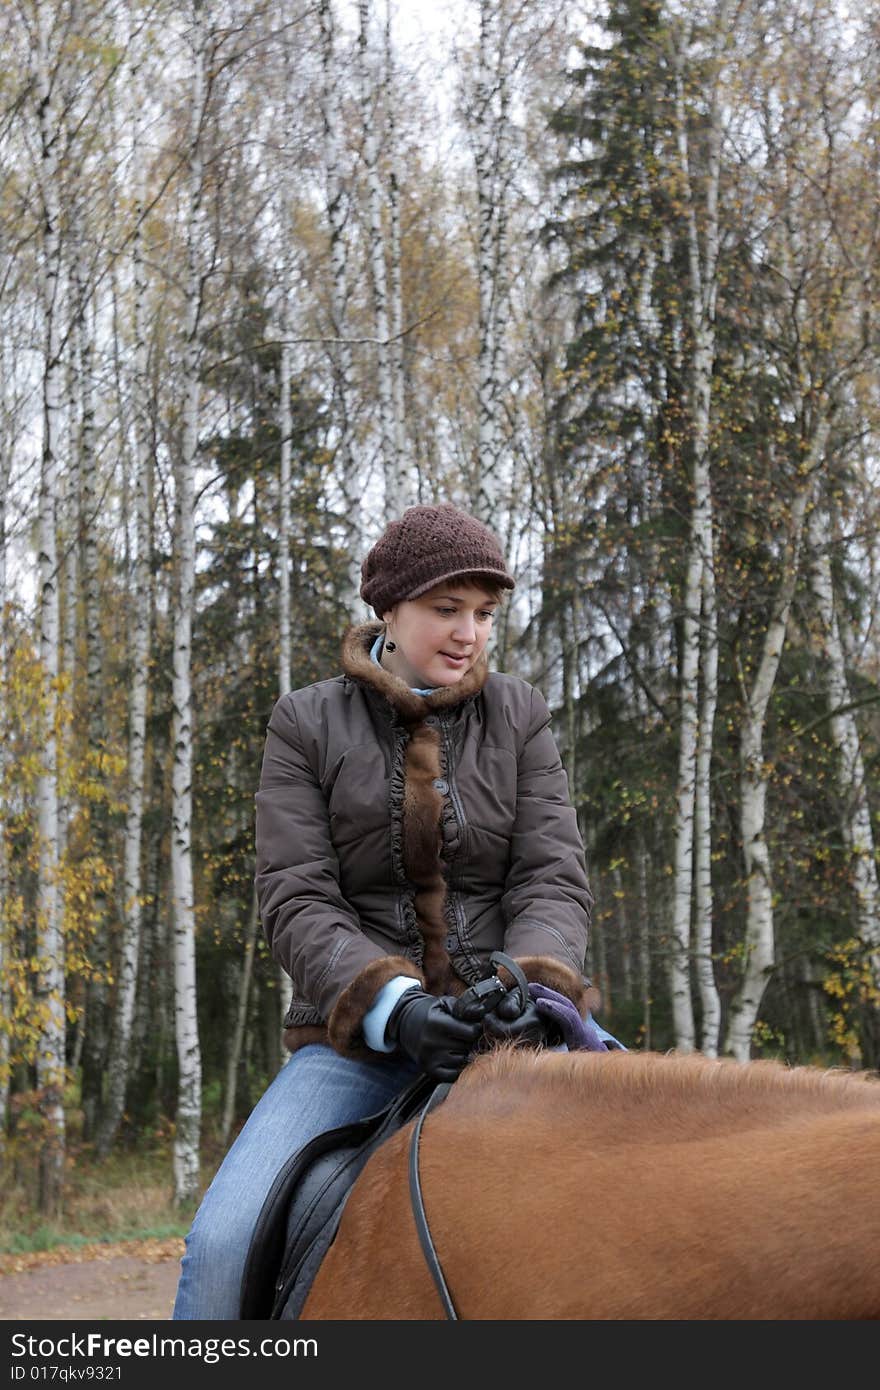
[254, 622, 596, 1057]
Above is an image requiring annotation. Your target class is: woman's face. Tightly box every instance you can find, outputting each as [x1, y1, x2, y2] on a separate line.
[382, 581, 499, 688]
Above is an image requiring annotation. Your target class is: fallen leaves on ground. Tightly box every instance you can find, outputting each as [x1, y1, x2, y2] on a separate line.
[0, 1237, 184, 1277]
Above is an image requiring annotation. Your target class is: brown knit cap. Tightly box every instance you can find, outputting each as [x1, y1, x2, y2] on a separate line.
[360, 503, 516, 617]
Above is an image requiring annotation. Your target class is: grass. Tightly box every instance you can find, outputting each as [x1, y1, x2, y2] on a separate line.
[0, 1073, 263, 1259]
[0, 1125, 229, 1257]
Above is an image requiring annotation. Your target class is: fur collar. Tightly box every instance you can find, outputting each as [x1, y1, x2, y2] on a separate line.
[341, 622, 488, 722]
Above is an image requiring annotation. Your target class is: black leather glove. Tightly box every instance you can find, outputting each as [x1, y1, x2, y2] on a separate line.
[483, 986, 552, 1047]
[385, 989, 483, 1081]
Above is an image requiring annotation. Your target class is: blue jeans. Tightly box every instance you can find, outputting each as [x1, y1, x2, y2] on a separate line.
[172, 1043, 421, 1320]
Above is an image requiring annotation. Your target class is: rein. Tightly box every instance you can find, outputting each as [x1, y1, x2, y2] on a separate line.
[406, 950, 529, 1321]
[408, 1082, 458, 1319]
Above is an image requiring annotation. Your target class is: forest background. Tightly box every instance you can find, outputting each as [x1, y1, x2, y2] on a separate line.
[1, 0, 879, 1242]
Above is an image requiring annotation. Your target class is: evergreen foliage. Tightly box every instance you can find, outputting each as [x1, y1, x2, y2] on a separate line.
[543, 0, 880, 1059]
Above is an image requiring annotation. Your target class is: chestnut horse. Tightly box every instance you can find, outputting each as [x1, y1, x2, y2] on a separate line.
[301, 1049, 880, 1320]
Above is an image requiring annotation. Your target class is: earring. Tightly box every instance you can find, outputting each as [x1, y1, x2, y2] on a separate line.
[385, 639, 397, 652]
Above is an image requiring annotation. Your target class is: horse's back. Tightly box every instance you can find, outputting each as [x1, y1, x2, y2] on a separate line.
[302, 1050, 880, 1320]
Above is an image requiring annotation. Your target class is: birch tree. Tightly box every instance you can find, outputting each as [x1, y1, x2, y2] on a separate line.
[384, 0, 406, 482]
[476, 0, 509, 522]
[725, 426, 826, 1059]
[467, 0, 513, 524]
[273, 18, 297, 1040]
[356, 0, 404, 512]
[58, 345, 77, 882]
[318, 0, 360, 596]
[724, 0, 878, 1057]
[70, 190, 111, 1140]
[668, 2, 733, 1054]
[171, 0, 209, 1205]
[33, 0, 66, 1214]
[96, 4, 153, 1158]
[0, 352, 12, 1146]
[807, 507, 880, 1000]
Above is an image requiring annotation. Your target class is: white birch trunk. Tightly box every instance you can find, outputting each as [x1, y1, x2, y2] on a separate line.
[384, 0, 406, 483]
[474, 0, 504, 524]
[35, 0, 66, 1215]
[276, 333, 293, 1045]
[487, 62, 512, 512]
[668, 19, 727, 1052]
[695, 542, 720, 1054]
[277, 342, 292, 710]
[319, 0, 360, 600]
[0, 419, 10, 1145]
[807, 508, 880, 976]
[72, 231, 99, 756]
[71, 205, 110, 1140]
[357, 0, 399, 516]
[274, 340, 295, 1047]
[275, 32, 296, 1036]
[636, 244, 658, 350]
[690, 23, 724, 1056]
[171, 0, 206, 1205]
[59, 349, 77, 871]
[725, 425, 828, 1060]
[278, 35, 294, 711]
[276, 333, 294, 1036]
[97, 18, 150, 1155]
[670, 527, 701, 1053]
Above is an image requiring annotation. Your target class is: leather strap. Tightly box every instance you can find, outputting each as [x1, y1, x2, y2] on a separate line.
[407, 1081, 457, 1319]
[406, 956, 530, 1320]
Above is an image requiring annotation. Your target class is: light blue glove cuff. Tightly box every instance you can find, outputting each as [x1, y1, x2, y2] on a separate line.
[363, 975, 421, 1052]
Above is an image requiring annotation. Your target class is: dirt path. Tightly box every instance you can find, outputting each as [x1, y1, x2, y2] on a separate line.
[0, 1239, 183, 1321]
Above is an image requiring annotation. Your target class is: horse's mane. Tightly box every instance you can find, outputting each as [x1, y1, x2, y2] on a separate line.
[447, 1048, 880, 1140]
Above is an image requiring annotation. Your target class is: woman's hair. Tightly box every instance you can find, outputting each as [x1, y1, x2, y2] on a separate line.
[468, 578, 505, 605]
[423, 573, 506, 605]
[385, 577, 506, 613]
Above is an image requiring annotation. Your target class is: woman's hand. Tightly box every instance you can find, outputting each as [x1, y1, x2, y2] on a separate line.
[482, 987, 551, 1047]
[385, 989, 482, 1081]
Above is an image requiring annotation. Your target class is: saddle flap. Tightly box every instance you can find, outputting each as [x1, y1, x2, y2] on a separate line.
[240, 1072, 435, 1319]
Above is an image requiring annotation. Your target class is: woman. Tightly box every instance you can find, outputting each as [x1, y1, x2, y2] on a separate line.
[173, 501, 601, 1320]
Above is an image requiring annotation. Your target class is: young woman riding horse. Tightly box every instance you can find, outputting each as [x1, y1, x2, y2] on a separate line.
[173, 501, 610, 1319]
